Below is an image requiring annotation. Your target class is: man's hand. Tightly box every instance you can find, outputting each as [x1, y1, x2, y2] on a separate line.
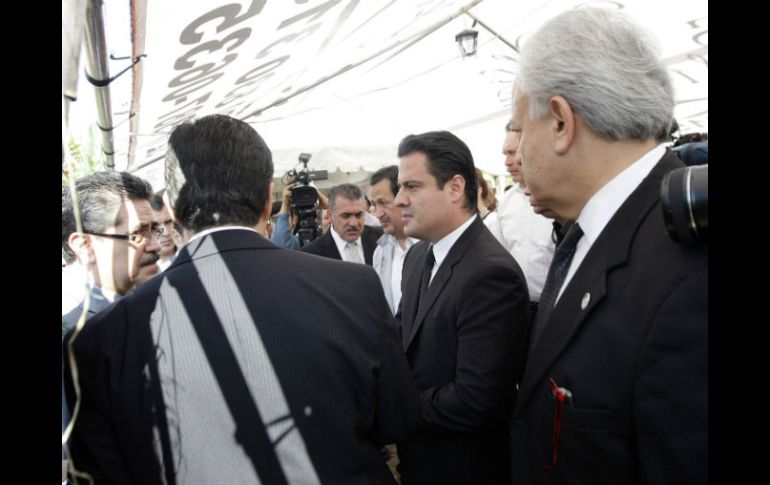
[316, 188, 329, 209]
[280, 184, 293, 213]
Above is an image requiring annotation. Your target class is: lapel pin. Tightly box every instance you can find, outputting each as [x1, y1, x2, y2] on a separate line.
[581, 292, 591, 310]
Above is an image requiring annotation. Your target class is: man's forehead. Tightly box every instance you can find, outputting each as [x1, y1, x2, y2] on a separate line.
[152, 205, 171, 221]
[504, 131, 520, 150]
[371, 179, 394, 197]
[334, 197, 365, 212]
[125, 199, 153, 229]
[398, 153, 428, 180]
[511, 91, 529, 122]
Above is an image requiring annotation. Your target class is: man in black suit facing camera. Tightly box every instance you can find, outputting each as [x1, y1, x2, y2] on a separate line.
[300, 183, 382, 265]
[395, 130, 530, 485]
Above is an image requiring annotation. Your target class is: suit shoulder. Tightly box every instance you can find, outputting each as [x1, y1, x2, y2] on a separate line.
[364, 225, 384, 239]
[298, 235, 326, 254]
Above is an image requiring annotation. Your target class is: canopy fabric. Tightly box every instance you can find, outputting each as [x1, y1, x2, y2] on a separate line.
[65, 0, 708, 191]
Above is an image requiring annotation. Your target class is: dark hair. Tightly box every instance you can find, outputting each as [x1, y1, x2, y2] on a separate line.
[62, 171, 153, 264]
[164, 114, 274, 232]
[397, 131, 478, 212]
[328, 183, 363, 211]
[370, 165, 399, 197]
[149, 192, 165, 212]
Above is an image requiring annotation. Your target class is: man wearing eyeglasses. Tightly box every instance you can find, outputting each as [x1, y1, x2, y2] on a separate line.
[61, 171, 161, 470]
[61, 171, 161, 329]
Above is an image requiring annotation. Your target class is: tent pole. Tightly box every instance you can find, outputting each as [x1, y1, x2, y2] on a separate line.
[83, 0, 115, 169]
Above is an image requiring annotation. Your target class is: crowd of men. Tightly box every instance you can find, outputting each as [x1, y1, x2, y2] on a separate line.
[62, 8, 707, 485]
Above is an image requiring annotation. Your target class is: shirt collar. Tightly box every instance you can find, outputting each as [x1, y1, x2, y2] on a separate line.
[330, 226, 362, 252]
[186, 225, 260, 246]
[431, 214, 477, 271]
[577, 144, 665, 246]
[377, 233, 418, 250]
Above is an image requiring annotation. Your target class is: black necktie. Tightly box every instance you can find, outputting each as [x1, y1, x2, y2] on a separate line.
[418, 246, 435, 310]
[529, 223, 583, 353]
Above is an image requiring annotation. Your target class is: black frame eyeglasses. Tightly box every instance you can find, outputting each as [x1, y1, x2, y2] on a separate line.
[84, 226, 164, 245]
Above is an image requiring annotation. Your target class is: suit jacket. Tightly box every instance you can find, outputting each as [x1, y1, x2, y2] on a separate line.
[510, 151, 708, 484]
[397, 217, 530, 485]
[299, 225, 383, 265]
[64, 229, 419, 485]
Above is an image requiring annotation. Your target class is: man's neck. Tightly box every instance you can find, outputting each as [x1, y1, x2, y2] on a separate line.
[395, 232, 409, 250]
[432, 211, 474, 244]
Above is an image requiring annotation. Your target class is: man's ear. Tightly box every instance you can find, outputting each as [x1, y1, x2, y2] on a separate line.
[69, 232, 96, 265]
[262, 181, 274, 221]
[446, 174, 466, 204]
[548, 95, 576, 155]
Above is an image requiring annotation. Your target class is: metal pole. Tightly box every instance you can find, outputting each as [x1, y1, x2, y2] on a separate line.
[83, 0, 115, 169]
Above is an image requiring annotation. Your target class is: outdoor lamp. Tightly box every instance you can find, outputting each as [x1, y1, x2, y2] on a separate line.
[455, 28, 478, 57]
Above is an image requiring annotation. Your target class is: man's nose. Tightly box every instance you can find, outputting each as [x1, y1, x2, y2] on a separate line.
[395, 189, 407, 207]
[145, 233, 162, 253]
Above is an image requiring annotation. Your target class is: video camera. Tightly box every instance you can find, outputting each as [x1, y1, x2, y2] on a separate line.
[286, 153, 328, 247]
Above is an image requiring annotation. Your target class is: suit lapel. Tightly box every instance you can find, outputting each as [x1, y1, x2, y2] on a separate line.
[514, 151, 684, 415]
[326, 232, 342, 260]
[400, 242, 426, 348]
[315, 231, 341, 260]
[405, 218, 484, 349]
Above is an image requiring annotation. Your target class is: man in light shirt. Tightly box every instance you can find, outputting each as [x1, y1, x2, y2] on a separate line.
[369, 165, 418, 316]
[484, 124, 555, 313]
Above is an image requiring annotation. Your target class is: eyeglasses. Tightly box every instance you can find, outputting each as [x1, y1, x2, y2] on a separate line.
[84, 226, 164, 245]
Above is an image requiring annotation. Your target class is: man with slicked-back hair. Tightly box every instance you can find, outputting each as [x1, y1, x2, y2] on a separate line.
[64, 115, 419, 484]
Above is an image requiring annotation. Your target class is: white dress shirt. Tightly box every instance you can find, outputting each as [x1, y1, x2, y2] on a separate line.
[429, 214, 478, 284]
[559, 144, 665, 302]
[485, 185, 555, 301]
[373, 234, 418, 315]
[330, 227, 365, 263]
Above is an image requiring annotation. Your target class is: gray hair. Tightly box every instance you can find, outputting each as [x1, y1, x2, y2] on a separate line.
[328, 183, 363, 211]
[516, 7, 674, 141]
[62, 171, 154, 263]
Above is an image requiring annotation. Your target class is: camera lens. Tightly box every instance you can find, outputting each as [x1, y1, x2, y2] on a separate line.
[660, 165, 708, 245]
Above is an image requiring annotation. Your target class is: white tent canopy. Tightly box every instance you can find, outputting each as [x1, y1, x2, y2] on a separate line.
[65, 0, 708, 192]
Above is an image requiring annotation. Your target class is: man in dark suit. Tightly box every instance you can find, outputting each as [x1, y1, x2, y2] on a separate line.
[394, 131, 530, 485]
[508, 8, 707, 484]
[63, 114, 419, 484]
[300, 183, 382, 265]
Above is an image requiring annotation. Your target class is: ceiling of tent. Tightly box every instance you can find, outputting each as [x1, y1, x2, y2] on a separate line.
[65, 0, 708, 194]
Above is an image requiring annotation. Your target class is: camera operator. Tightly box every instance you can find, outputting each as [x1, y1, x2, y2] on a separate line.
[271, 183, 329, 249]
